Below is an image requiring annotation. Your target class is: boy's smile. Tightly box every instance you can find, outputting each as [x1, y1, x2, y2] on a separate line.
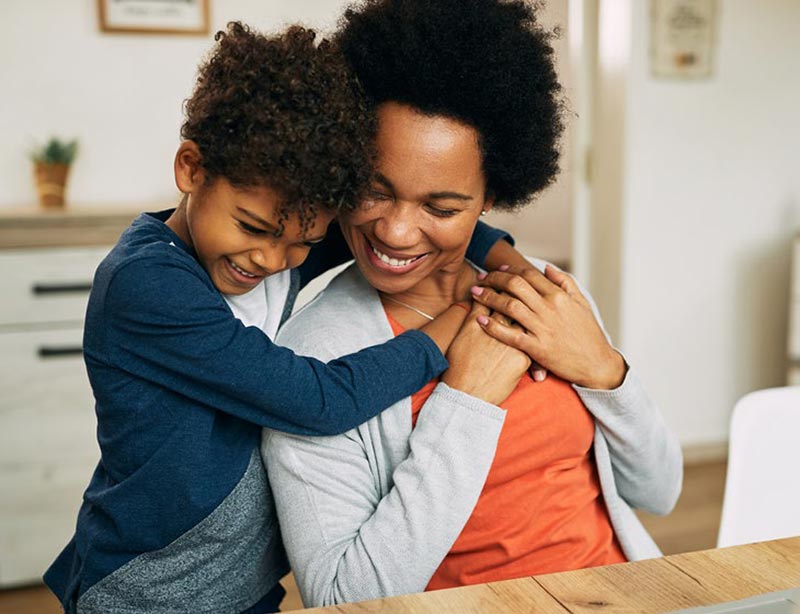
[168, 142, 334, 296]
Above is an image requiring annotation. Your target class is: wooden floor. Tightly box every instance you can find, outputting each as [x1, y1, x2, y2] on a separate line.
[0, 460, 727, 614]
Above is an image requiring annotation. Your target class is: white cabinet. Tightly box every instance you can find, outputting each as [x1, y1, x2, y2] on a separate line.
[0, 247, 108, 587]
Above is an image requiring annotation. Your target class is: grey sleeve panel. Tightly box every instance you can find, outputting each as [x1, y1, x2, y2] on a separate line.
[575, 367, 683, 516]
[263, 382, 505, 608]
[592, 427, 663, 560]
[77, 450, 287, 614]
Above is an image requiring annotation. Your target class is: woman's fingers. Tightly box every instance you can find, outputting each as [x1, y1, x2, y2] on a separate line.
[543, 265, 591, 308]
[530, 361, 548, 382]
[481, 266, 560, 299]
[477, 315, 540, 360]
[471, 284, 541, 328]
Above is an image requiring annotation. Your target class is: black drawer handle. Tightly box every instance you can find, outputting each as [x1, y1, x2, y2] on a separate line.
[38, 346, 84, 359]
[32, 282, 93, 295]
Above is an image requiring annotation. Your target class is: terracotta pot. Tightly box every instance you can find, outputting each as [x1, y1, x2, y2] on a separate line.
[34, 162, 71, 208]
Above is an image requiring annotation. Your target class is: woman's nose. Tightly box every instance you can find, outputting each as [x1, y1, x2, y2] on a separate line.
[374, 203, 420, 248]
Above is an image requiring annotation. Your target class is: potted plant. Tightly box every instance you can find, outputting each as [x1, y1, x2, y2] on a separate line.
[30, 137, 78, 208]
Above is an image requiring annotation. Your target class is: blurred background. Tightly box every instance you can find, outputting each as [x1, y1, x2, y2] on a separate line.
[1, 0, 798, 612]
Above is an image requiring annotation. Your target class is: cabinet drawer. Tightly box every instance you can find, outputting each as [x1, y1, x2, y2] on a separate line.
[0, 459, 96, 587]
[0, 326, 100, 586]
[0, 327, 99, 467]
[0, 246, 109, 327]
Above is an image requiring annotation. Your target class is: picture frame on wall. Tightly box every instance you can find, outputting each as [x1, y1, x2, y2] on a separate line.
[650, 0, 717, 78]
[97, 0, 210, 35]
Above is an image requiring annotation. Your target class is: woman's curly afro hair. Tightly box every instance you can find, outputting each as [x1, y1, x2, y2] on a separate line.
[335, 0, 564, 210]
[182, 22, 376, 229]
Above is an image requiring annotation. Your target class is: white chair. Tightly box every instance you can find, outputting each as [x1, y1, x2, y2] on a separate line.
[717, 386, 800, 547]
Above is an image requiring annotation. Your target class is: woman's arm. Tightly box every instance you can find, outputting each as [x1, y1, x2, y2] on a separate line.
[263, 382, 505, 607]
[471, 261, 682, 514]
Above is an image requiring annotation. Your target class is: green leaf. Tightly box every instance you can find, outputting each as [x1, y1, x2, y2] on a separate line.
[30, 137, 79, 165]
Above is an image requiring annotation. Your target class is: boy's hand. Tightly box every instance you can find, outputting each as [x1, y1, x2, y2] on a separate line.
[472, 264, 626, 390]
[442, 303, 531, 406]
[417, 303, 470, 356]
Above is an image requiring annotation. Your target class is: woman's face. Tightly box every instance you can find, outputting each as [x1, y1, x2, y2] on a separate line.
[341, 101, 493, 295]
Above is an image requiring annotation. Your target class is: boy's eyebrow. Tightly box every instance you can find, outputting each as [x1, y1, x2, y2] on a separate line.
[236, 207, 277, 229]
[373, 172, 473, 201]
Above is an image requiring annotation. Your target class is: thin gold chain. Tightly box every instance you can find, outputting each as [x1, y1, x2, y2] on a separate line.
[381, 295, 435, 321]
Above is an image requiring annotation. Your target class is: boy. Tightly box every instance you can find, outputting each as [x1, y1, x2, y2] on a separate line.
[44, 22, 514, 614]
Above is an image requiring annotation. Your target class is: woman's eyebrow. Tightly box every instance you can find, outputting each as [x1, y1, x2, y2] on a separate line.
[374, 172, 472, 201]
[427, 191, 473, 201]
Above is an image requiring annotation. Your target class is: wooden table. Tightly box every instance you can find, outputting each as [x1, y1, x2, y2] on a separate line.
[288, 536, 800, 613]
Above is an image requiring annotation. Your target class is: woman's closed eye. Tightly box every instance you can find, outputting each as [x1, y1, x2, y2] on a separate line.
[425, 203, 459, 217]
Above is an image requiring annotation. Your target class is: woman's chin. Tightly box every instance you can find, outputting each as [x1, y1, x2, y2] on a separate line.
[355, 260, 419, 295]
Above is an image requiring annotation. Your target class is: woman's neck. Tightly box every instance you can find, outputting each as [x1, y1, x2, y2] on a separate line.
[380, 261, 477, 326]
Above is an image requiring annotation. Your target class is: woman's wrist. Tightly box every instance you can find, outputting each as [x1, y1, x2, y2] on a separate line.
[586, 350, 628, 390]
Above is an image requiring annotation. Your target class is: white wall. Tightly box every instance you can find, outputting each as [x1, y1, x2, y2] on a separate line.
[0, 0, 350, 210]
[615, 0, 800, 446]
[483, 0, 574, 265]
[1, 1, 573, 266]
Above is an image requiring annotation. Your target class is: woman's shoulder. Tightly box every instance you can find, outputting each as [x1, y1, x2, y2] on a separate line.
[276, 264, 393, 360]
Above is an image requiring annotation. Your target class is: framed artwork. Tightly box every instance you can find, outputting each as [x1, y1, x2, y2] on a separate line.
[650, 0, 717, 78]
[97, 0, 210, 35]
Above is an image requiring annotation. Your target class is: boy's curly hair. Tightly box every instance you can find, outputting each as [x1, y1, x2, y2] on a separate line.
[335, 0, 564, 210]
[182, 22, 376, 232]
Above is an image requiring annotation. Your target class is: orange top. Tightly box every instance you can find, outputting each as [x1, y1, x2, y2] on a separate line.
[387, 312, 626, 589]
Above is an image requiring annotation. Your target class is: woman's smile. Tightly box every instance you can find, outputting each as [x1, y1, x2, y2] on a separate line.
[365, 238, 430, 274]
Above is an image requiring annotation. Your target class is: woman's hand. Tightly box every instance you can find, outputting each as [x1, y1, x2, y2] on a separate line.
[441, 303, 531, 406]
[471, 264, 627, 390]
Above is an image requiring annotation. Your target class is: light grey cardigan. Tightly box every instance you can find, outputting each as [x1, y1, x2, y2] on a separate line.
[262, 261, 683, 608]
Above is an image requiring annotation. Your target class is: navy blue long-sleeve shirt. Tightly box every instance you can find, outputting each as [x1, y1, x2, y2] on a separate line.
[44, 210, 509, 614]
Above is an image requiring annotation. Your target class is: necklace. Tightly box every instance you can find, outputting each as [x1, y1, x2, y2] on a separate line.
[381, 295, 435, 321]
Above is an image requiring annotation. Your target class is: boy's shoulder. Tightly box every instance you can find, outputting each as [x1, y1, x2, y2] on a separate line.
[94, 210, 214, 306]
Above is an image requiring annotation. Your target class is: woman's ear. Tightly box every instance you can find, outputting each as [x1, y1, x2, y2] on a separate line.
[482, 192, 495, 216]
[174, 141, 205, 194]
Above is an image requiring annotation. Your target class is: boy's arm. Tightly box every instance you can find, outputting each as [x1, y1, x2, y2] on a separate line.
[298, 220, 514, 288]
[103, 257, 447, 436]
[465, 220, 513, 268]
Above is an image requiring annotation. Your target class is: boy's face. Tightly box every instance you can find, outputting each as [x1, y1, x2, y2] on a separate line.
[172, 160, 334, 295]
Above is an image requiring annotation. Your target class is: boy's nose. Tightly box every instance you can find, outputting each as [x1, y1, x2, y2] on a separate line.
[250, 247, 287, 274]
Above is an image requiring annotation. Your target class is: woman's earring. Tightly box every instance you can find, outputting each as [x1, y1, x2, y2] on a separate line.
[480, 210, 488, 216]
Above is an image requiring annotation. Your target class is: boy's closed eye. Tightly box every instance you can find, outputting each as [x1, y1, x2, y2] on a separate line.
[237, 220, 272, 236]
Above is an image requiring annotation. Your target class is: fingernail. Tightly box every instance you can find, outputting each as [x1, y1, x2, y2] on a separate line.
[477, 272, 487, 280]
[477, 315, 489, 326]
[470, 286, 484, 296]
[499, 264, 510, 271]
[533, 370, 546, 382]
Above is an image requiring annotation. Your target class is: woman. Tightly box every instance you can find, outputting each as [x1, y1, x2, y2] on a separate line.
[263, 0, 682, 607]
